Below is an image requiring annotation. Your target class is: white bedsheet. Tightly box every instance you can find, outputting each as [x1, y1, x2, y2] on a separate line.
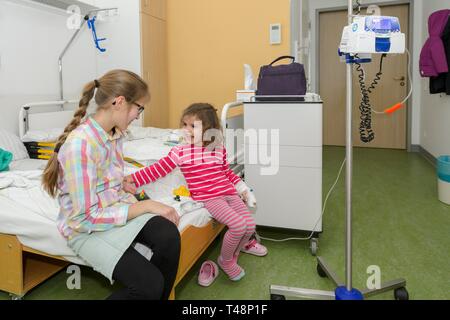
[8, 158, 47, 171]
[0, 167, 85, 265]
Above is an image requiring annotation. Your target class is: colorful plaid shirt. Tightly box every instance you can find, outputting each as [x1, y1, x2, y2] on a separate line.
[56, 117, 136, 239]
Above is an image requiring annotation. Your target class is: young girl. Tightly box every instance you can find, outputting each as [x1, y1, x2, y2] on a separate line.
[127, 103, 267, 280]
[42, 70, 181, 300]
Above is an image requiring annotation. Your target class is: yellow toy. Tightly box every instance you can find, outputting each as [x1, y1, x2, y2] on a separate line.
[173, 185, 191, 197]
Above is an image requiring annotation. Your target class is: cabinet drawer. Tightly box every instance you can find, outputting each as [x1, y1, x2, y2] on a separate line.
[245, 165, 322, 232]
[244, 103, 322, 146]
[245, 145, 321, 168]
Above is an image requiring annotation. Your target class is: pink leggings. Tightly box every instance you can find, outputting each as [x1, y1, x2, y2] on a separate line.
[203, 195, 256, 262]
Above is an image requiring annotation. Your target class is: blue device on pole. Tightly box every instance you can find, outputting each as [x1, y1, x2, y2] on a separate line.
[87, 16, 107, 53]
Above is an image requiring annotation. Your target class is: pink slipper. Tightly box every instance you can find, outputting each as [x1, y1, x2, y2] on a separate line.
[198, 260, 219, 287]
[241, 239, 268, 256]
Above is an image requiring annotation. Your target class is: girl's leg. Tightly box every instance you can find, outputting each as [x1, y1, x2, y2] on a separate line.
[108, 246, 165, 300]
[133, 216, 181, 300]
[108, 216, 180, 300]
[225, 195, 256, 254]
[203, 197, 248, 279]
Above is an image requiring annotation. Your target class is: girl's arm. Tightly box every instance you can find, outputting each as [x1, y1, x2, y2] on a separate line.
[128, 199, 179, 226]
[131, 147, 180, 188]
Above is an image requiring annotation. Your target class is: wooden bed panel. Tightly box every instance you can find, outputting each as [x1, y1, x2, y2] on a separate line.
[0, 234, 68, 297]
[0, 234, 23, 295]
[0, 220, 224, 299]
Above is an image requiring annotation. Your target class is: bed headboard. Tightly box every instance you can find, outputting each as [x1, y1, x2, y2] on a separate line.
[19, 100, 79, 139]
[28, 111, 74, 131]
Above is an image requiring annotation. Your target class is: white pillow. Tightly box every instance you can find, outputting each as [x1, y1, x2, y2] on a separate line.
[0, 129, 29, 161]
[126, 126, 173, 141]
[123, 138, 172, 161]
[22, 128, 63, 143]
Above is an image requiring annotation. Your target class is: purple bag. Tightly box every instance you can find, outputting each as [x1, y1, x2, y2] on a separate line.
[256, 56, 307, 101]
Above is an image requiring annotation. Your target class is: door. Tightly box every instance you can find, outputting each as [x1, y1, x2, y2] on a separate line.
[319, 4, 409, 149]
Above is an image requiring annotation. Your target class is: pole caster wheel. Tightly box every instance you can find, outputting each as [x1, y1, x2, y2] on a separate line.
[310, 238, 318, 256]
[317, 263, 327, 278]
[9, 294, 23, 300]
[270, 294, 286, 300]
[394, 287, 409, 300]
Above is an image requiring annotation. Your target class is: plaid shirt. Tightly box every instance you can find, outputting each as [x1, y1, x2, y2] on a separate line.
[56, 117, 136, 239]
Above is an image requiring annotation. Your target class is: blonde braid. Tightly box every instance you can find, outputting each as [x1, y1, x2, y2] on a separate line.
[42, 81, 96, 197]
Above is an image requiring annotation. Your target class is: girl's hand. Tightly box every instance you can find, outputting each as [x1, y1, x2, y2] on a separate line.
[148, 201, 180, 226]
[239, 190, 257, 208]
[240, 190, 249, 203]
[123, 175, 137, 194]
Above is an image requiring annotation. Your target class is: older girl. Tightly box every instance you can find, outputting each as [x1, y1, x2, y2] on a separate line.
[42, 70, 180, 300]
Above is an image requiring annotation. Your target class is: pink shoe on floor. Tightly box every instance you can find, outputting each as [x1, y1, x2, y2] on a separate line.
[241, 239, 268, 256]
[198, 260, 219, 287]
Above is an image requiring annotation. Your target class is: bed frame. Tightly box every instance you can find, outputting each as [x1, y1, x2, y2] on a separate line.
[0, 220, 224, 300]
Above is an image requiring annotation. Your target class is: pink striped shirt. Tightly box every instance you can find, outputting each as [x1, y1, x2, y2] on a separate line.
[132, 144, 241, 201]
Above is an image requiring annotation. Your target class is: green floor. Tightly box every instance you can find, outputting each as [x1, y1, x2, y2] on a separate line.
[1, 147, 449, 300]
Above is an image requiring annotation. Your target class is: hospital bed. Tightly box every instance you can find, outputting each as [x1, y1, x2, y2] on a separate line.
[0, 100, 244, 300]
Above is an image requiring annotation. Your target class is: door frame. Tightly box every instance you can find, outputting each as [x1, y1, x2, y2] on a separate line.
[313, 0, 415, 152]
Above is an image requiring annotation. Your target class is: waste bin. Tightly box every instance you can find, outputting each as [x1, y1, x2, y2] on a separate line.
[437, 155, 450, 205]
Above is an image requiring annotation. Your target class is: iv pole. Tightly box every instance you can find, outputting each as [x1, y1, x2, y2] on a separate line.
[269, 0, 408, 300]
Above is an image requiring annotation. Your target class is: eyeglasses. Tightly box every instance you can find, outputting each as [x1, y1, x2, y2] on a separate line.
[132, 102, 145, 115]
[112, 100, 145, 115]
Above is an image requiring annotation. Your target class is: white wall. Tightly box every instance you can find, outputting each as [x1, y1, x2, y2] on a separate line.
[420, 0, 450, 158]
[0, 0, 142, 135]
[306, 0, 423, 146]
[92, 0, 141, 76]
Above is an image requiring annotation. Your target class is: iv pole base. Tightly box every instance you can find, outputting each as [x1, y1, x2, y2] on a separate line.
[270, 257, 408, 300]
[335, 286, 363, 300]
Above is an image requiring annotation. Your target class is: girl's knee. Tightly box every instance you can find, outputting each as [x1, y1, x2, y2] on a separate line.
[147, 216, 181, 247]
[227, 220, 247, 235]
[162, 219, 181, 243]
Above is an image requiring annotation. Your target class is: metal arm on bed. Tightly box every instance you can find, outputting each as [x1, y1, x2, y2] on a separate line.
[221, 101, 245, 177]
[19, 100, 78, 140]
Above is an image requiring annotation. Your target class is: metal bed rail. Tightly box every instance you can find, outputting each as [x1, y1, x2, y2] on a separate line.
[18, 100, 78, 140]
